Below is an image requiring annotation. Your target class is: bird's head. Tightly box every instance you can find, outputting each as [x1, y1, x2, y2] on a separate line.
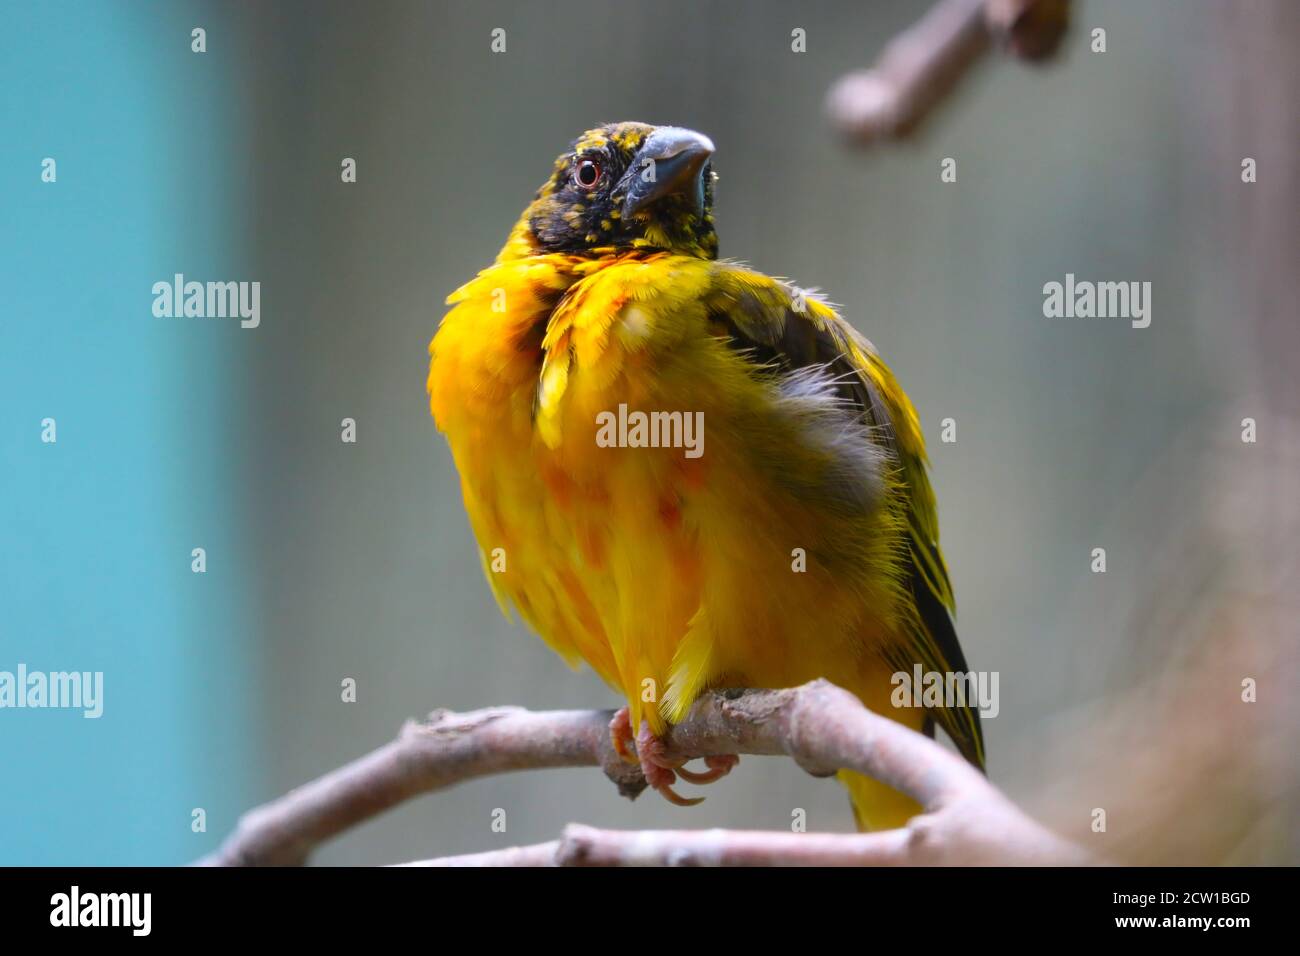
[508, 122, 718, 261]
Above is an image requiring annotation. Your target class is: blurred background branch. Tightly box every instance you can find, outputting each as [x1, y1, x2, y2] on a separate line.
[826, 0, 1069, 143]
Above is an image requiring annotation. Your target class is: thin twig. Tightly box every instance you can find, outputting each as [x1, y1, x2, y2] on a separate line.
[401, 808, 1087, 867]
[402, 826, 915, 867]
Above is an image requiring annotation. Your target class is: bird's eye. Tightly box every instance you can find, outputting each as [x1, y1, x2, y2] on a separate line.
[574, 159, 602, 190]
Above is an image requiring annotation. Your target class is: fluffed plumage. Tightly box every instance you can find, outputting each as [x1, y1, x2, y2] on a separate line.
[428, 122, 983, 829]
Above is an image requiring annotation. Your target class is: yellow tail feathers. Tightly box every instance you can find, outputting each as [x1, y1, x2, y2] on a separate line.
[839, 770, 923, 832]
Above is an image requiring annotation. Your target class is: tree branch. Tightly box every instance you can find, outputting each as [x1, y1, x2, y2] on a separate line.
[402, 803, 1087, 866]
[198, 706, 643, 866]
[201, 680, 1084, 866]
[825, 0, 1070, 143]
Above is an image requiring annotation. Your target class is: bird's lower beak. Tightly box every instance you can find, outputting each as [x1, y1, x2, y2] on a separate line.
[622, 127, 715, 219]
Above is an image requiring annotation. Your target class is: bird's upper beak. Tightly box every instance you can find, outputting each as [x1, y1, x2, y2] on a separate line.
[622, 127, 715, 219]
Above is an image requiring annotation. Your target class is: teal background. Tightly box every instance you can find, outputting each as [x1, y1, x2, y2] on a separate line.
[1, 2, 260, 864]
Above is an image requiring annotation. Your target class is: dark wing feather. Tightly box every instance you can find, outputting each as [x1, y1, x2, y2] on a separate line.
[705, 264, 985, 770]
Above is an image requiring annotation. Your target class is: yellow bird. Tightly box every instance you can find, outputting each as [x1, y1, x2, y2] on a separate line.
[428, 122, 983, 830]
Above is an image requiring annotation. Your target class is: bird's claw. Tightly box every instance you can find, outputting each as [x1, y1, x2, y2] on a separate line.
[635, 720, 737, 806]
[676, 754, 740, 785]
[640, 758, 705, 807]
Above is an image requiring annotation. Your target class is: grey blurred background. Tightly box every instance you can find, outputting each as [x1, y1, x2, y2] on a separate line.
[5, 0, 1294, 864]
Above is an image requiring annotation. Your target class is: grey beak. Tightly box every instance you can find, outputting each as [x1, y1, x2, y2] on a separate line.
[621, 127, 715, 218]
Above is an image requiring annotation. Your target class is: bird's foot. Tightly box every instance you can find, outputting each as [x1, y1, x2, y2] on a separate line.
[608, 707, 640, 765]
[611, 709, 741, 804]
[634, 721, 704, 807]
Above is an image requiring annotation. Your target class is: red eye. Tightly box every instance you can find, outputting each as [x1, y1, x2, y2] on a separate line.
[574, 159, 602, 189]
